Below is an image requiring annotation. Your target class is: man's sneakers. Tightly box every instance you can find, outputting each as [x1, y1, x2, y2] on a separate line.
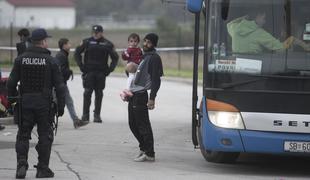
[73, 119, 89, 129]
[34, 165, 54, 178]
[134, 152, 155, 162]
[135, 150, 145, 159]
[73, 120, 79, 129]
[15, 162, 28, 179]
[93, 114, 103, 123]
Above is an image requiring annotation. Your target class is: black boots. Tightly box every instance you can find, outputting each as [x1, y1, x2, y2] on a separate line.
[81, 113, 89, 122]
[73, 119, 89, 129]
[93, 114, 102, 123]
[15, 162, 28, 179]
[82, 113, 102, 123]
[34, 165, 54, 178]
[16, 162, 54, 179]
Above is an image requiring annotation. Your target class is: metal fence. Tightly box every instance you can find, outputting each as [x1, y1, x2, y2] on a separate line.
[0, 46, 204, 71]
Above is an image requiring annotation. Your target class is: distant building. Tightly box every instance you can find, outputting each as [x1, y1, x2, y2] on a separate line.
[0, 0, 75, 29]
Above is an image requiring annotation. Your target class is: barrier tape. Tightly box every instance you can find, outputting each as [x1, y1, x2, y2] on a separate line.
[0, 46, 204, 52]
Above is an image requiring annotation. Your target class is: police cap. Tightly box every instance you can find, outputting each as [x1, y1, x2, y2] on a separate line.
[92, 25, 103, 33]
[31, 28, 52, 41]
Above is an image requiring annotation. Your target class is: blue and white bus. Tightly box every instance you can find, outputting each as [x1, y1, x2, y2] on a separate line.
[187, 0, 310, 163]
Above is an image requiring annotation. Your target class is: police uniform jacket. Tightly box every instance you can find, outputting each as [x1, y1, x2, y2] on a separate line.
[74, 37, 119, 74]
[7, 46, 65, 110]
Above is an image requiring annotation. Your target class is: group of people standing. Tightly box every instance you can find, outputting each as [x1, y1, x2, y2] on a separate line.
[7, 25, 163, 179]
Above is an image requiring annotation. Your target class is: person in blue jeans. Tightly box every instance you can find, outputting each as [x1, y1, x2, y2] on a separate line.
[55, 38, 88, 128]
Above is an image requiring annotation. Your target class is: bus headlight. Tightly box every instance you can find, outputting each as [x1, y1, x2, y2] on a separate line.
[208, 111, 245, 129]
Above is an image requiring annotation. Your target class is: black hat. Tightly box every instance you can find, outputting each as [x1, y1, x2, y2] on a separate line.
[144, 33, 158, 47]
[92, 25, 103, 33]
[18, 28, 30, 37]
[31, 28, 51, 41]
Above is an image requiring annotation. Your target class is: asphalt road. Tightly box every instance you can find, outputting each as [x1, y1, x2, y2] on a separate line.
[0, 74, 309, 180]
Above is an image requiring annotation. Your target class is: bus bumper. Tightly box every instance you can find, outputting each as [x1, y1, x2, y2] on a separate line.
[201, 99, 310, 154]
[202, 115, 310, 154]
[240, 130, 310, 153]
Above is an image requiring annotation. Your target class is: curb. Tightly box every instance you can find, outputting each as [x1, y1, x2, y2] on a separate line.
[0, 116, 14, 125]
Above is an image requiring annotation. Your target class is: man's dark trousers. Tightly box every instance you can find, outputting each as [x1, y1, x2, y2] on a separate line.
[82, 71, 106, 118]
[128, 91, 155, 157]
[16, 95, 54, 168]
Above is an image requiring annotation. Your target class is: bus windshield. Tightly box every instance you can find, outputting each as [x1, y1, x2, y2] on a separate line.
[206, 0, 310, 91]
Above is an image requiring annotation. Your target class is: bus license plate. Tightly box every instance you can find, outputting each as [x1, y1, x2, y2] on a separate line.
[284, 141, 310, 153]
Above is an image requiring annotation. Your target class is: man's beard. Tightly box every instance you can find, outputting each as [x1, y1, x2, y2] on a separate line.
[143, 45, 154, 52]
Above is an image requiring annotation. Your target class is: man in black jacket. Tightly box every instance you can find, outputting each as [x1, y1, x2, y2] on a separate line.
[55, 38, 88, 129]
[128, 33, 163, 162]
[7, 28, 65, 179]
[75, 25, 119, 123]
[16, 28, 31, 56]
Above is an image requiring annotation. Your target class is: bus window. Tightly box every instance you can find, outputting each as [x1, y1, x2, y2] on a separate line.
[208, 0, 310, 76]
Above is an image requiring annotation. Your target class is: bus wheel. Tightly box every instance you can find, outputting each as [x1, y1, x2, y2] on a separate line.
[198, 126, 239, 163]
[203, 150, 239, 163]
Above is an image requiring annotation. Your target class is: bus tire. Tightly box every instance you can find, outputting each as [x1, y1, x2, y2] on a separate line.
[203, 150, 239, 163]
[198, 124, 239, 163]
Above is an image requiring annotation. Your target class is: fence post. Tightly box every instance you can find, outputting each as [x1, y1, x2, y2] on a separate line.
[10, 22, 13, 63]
[177, 26, 181, 73]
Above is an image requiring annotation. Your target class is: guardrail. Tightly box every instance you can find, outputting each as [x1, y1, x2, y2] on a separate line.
[0, 46, 204, 52]
[0, 46, 204, 71]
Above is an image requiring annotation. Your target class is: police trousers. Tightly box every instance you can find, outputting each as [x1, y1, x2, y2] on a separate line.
[82, 71, 106, 116]
[15, 95, 54, 168]
[128, 91, 155, 157]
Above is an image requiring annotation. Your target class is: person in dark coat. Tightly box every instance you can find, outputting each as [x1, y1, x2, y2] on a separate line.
[55, 38, 88, 129]
[7, 28, 65, 179]
[16, 28, 31, 56]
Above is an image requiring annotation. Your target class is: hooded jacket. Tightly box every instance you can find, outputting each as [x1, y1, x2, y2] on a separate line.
[227, 16, 284, 54]
[130, 50, 163, 100]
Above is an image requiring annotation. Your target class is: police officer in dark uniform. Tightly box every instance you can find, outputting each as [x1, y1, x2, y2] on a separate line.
[7, 28, 65, 179]
[74, 25, 119, 123]
[16, 28, 31, 56]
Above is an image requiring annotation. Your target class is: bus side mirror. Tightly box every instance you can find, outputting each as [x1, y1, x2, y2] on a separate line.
[187, 0, 203, 13]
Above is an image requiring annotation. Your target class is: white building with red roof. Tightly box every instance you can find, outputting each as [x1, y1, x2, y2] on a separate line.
[0, 0, 76, 29]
